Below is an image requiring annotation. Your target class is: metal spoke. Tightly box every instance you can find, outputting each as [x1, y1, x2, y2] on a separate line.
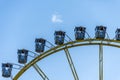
[64, 48, 79, 80]
[33, 64, 49, 80]
[99, 44, 103, 80]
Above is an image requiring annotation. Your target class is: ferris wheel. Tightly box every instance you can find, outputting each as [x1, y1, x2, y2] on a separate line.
[2, 26, 120, 80]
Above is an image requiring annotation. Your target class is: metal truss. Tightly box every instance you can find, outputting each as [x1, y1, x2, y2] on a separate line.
[13, 39, 120, 80]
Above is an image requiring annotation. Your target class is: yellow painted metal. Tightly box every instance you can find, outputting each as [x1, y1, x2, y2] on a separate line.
[33, 64, 49, 80]
[99, 44, 103, 80]
[13, 39, 120, 80]
[64, 48, 79, 80]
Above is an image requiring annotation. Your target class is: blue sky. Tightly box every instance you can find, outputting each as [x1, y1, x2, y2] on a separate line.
[1, 0, 120, 80]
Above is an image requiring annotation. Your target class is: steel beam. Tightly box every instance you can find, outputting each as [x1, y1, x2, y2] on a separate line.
[99, 44, 103, 80]
[33, 64, 49, 80]
[64, 48, 79, 80]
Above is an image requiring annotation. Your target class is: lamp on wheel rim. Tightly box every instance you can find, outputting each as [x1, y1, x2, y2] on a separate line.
[54, 31, 65, 45]
[35, 38, 46, 53]
[95, 26, 106, 39]
[17, 49, 28, 64]
[2, 63, 13, 78]
[74, 26, 86, 40]
[115, 28, 120, 40]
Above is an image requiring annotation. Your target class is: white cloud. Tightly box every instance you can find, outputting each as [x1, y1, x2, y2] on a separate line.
[51, 13, 63, 23]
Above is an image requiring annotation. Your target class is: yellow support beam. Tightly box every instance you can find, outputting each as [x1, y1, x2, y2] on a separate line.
[99, 44, 103, 80]
[33, 64, 49, 80]
[64, 48, 79, 80]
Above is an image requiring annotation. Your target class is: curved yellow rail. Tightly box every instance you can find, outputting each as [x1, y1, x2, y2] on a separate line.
[13, 39, 120, 80]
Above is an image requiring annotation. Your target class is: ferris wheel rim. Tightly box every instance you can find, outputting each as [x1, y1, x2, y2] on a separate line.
[13, 38, 120, 80]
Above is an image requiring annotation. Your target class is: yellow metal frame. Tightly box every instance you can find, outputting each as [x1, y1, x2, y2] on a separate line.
[99, 44, 103, 80]
[13, 39, 120, 80]
[33, 64, 49, 80]
[64, 48, 79, 80]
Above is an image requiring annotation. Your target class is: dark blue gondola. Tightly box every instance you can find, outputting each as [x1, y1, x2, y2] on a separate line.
[35, 38, 46, 53]
[115, 28, 120, 40]
[54, 31, 65, 45]
[17, 49, 28, 64]
[2, 63, 13, 78]
[95, 26, 106, 39]
[74, 26, 86, 40]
